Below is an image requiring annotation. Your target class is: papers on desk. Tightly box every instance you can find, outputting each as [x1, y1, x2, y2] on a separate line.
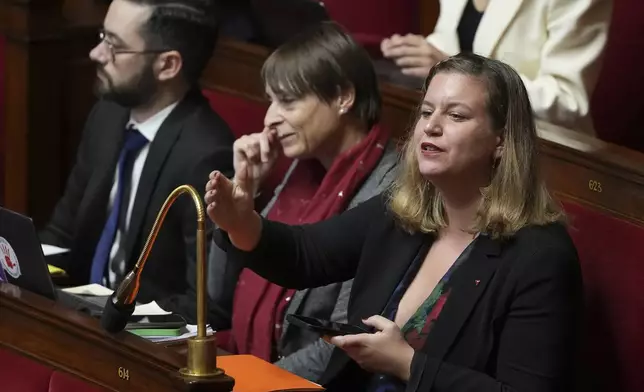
[132, 301, 172, 316]
[62, 283, 114, 296]
[41, 244, 70, 257]
[47, 264, 66, 275]
[61, 284, 171, 316]
[137, 324, 215, 343]
[43, 245, 70, 275]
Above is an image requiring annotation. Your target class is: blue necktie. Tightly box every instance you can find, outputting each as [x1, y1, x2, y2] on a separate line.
[90, 127, 148, 284]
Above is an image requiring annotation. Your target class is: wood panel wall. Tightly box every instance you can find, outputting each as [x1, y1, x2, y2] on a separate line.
[0, 0, 105, 224]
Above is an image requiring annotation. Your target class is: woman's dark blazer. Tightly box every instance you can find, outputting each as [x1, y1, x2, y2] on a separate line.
[215, 195, 583, 391]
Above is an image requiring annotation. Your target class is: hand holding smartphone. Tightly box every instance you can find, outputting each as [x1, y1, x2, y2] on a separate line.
[286, 314, 370, 337]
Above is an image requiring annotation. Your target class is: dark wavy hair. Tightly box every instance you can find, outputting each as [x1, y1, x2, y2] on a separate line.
[127, 0, 219, 85]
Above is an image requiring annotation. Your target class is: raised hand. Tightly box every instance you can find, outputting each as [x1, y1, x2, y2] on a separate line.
[381, 34, 447, 78]
[233, 128, 279, 196]
[205, 161, 261, 251]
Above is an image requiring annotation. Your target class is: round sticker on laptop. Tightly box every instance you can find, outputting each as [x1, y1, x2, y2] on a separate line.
[0, 237, 21, 279]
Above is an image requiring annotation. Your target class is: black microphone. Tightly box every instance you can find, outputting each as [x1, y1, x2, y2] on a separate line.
[100, 270, 140, 333]
[100, 293, 135, 333]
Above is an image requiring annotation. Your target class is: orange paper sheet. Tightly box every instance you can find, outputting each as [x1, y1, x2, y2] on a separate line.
[218, 355, 325, 392]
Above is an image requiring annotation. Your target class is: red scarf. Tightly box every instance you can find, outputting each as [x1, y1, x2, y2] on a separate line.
[230, 125, 390, 361]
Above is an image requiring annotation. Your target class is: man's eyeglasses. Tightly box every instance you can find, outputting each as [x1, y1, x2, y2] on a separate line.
[98, 30, 169, 63]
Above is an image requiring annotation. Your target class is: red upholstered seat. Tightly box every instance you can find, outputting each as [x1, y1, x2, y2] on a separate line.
[0, 346, 103, 391]
[322, 0, 418, 40]
[591, 0, 644, 152]
[203, 89, 267, 139]
[49, 371, 106, 392]
[321, 0, 419, 56]
[215, 329, 235, 354]
[562, 200, 644, 392]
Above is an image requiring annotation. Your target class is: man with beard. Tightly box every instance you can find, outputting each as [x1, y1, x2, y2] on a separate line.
[40, 0, 235, 317]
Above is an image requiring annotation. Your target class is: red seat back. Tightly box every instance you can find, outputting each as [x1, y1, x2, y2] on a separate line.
[49, 371, 106, 392]
[0, 346, 104, 391]
[562, 200, 644, 392]
[591, 0, 644, 152]
[321, 0, 419, 51]
[203, 89, 267, 139]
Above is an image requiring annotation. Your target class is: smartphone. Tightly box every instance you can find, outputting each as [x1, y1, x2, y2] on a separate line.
[286, 314, 369, 337]
[125, 314, 187, 330]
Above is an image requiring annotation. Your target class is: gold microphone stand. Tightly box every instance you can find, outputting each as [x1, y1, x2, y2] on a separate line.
[112, 185, 234, 391]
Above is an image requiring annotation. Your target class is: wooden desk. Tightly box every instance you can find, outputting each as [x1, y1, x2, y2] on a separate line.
[0, 283, 234, 391]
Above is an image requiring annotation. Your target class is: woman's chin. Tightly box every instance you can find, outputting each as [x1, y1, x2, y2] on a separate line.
[281, 144, 305, 159]
[418, 164, 447, 180]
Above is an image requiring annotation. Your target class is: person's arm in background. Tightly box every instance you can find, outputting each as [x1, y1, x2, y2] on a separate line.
[275, 279, 353, 382]
[518, 0, 612, 130]
[381, 34, 448, 78]
[381, 0, 456, 78]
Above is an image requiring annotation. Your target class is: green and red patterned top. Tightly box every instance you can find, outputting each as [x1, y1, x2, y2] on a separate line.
[366, 237, 477, 392]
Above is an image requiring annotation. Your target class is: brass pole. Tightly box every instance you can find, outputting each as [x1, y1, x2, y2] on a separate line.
[196, 219, 206, 338]
[113, 184, 223, 379]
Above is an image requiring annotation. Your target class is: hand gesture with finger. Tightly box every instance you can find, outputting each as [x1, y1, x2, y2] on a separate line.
[204, 160, 257, 239]
[233, 128, 279, 196]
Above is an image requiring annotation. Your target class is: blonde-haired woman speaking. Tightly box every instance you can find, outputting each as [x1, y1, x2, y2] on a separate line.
[204, 53, 582, 392]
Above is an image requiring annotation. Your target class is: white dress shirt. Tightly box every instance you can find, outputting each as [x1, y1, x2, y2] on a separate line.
[105, 102, 179, 288]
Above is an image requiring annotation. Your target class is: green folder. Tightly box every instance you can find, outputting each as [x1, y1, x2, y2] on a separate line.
[128, 328, 182, 337]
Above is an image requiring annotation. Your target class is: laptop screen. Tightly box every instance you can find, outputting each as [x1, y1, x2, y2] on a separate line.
[0, 207, 57, 299]
[0, 256, 6, 282]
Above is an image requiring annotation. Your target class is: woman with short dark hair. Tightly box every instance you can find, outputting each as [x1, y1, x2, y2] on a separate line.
[207, 21, 397, 381]
[206, 53, 582, 391]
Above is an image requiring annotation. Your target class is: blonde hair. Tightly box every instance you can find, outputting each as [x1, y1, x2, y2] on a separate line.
[388, 53, 563, 238]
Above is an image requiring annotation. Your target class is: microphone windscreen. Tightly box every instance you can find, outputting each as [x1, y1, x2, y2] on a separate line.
[100, 294, 135, 333]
